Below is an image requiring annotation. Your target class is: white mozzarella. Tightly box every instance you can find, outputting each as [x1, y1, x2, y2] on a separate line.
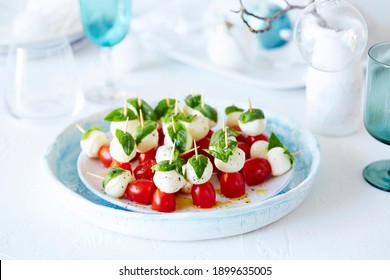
[104, 170, 132, 198]
[135, 128, 158, 153]
[238, 118, 266, 136]
[80, 130, 109, 158]
[182, 114, 210, 141]
[267, 147, 292, 176]
[155, 145, 174, 163]
[250, 140, 269, 159]
[153, 170, 186, 193]
[214, 147, 245, 173]
[110, 119, 140, 136]
[180, 182, 193, 194]
[226, 111, 242, 127]
[109, 137, 137, 163]
[182, 104, 195, 115]
[186, 158, 213, 184]
[193, 109, 217, 128]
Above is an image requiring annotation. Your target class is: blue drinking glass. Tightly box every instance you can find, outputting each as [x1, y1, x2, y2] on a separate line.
[363, 41, 390, 192]
[79, 0, 131, 102]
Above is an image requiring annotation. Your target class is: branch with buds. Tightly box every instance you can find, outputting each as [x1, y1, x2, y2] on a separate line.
[232, 0, 313, 33]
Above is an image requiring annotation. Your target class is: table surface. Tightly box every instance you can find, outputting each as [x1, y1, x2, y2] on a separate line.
[1, 1, 390, 260]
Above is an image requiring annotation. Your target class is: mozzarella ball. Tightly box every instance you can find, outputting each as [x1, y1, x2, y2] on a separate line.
[135, 128, 158, 153]
[181, 182, 193, 194]
[110, 119, 140, 136]
[267, 147, 292, 176]
[109, 137, 137, 163]
[250, 140, 269, 159]
[153, 170, 186, 193]
[186, 158, 213, 184]
[155, 145, 174, 163]
[182, 114, 210, 141]
[182, 104, 195, 115]
[193, 109, 217, 128]
[80, 130, 108, 158]
[238, 118, 266, 136]
[226, 111, 242, 127]
[214, 147, 245, 173]
[104, 170, 132, 198]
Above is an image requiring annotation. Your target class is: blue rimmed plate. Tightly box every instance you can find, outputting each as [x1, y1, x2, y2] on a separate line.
[45, 105, 320, 241]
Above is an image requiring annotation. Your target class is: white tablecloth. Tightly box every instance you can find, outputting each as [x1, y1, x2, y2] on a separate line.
[1, 0, 390, 260]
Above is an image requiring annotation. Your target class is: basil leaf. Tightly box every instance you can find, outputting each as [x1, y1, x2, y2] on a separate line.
[225, 105, 244, 115]
[104, 108, 137, 122]
[82, 127, 102, 140]
[268, 132, 294, 165]
[115, 129, 135, 156]
[167, 121, 188, 153]
[133, 120, 157, 145]
[184, 94, 201, 108]
[196, 104, 218, 123]
[154, 98, 176, 119]
[209, 127, 241, 147]
[151, 158, 186, 175]
[127, 98, 157, 121]
[204, 140, 237, 163]
[188, 155, 209, 179]
[239, 108, 265, 124]
[161, 112, 196, 124]
[102, 166, 126, 189]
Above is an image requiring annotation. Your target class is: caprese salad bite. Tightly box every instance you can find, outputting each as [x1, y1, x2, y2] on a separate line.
[77, 94, 297, 213]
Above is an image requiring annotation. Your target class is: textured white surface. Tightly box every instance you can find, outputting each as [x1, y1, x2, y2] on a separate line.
[1, 0, 390, 260]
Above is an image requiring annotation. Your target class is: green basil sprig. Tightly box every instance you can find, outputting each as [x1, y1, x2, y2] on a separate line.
[154, 98, 176, 120]
[133, 120, 157, 145]
[239, 108, 265, 124]
[184, 94, 202, 108]
[268, 132, 294, 164]
[188, 155, 209, 179]
[205, 140, 238, 163]
[82, 127, 102, 140]
[127, 98, 157, 121]
[104, 107, 137, 122]
[162, 112, 196, 124]
[167, 121, 188, 153]
[184, 94, 218, 123]
[225, 105, 244, 115]
[151, 158, 186, 175]
[115, 129, 135, 156]
[102, 166, 126, 190]
[209, 127, 241, 147]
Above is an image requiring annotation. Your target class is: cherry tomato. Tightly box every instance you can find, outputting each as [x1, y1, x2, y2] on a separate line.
[206, 130, 214, 138]
[151, 188, 176, 212]
[138, 148, 156, 164]
[197, 136, 210, 150]
[242, 158, 272, 186]
[157, 124, 164, 146]
[191, 182, 216, 208]
[98, 144, 112, 168]
[220, 172, 245, 198]
[245, 134, 269, 147]
[231, 126, 246, 143]
[134, 159, 156, 180]
[110, 159, 132, 172]
[180, 150, 195, 162]
[237, 141, 250, 160]
[126, 179, 156, 205]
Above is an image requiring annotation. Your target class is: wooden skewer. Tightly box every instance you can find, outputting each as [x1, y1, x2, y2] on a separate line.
[291, 150, 304, 156]
[225, 129, 228, 148]
[87, 172, 104, 180]
[171, 116, 177, 134]
[138, 96, 142, 108]
[193, 139, 198, 159]
[123, 99, 128, 116]
[222, 115, 226, 132]
[201, 91, 205, 108]
[166, 95, 171, 107]
[174, 97, 179, 115]
[180, 146, 200, 156]
[248, 97, 253, 112]
[139, 109, 144, 128]
[169, 141, 176, 164]
[125, 117, 129, 132]
[75, 124, 85, 134]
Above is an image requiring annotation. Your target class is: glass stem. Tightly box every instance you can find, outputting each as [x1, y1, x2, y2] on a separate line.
[100, 47, 115, 89]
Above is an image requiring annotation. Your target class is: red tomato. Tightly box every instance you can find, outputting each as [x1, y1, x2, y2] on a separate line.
[237, 141, 250, 160]
[151, 188, 176, 212]
[206, 130, 214, 138]
[126, 179, 156, 205]
[138, 148, 156, 164]
[231, 126, 246, 143]
[197, 136, 210, 150]
[180, 150, 195, 161]
[220, 172, 245, 198]
[110, 160, 132, 172]
[98, 144, 112, 168]
[242, 158, 272, 186]
[245, 134, 269, 147]
[191, 182, 216, 208]
[134, 159, 156, 180]
[157, 125, 164, 146]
